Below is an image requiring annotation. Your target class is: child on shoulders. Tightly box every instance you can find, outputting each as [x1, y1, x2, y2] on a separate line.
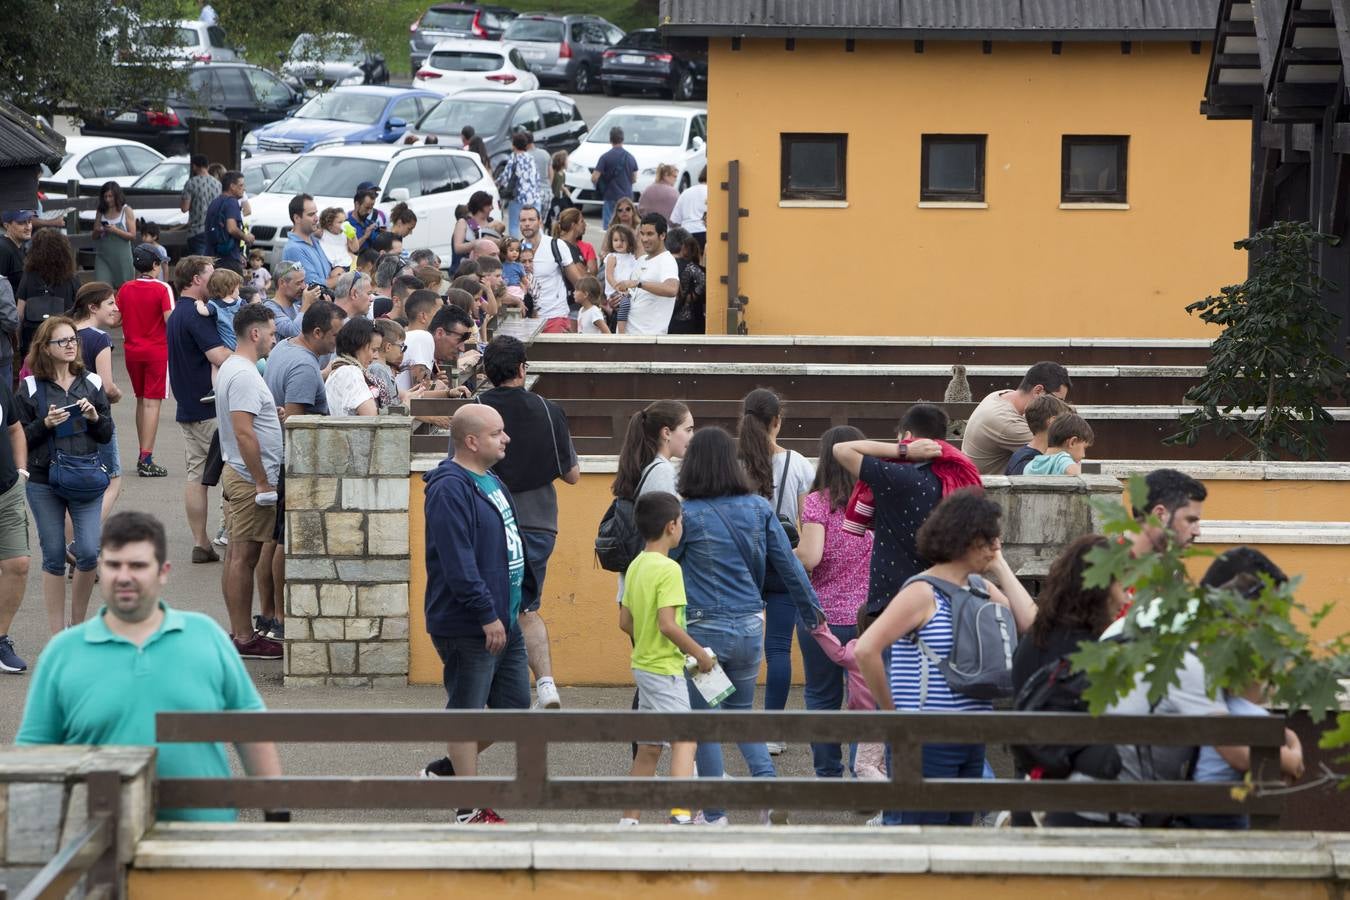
[618, 492, 714, 826]
[1024, 413, 1093, 476]
[197, 268, 243, 351]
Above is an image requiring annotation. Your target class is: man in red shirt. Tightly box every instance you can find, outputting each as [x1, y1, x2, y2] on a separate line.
[117, 245, 173, 477]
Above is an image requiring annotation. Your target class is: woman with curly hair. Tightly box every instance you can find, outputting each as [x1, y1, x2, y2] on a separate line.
[16, 229, 80, 360]
[855, 488, 1037, 825]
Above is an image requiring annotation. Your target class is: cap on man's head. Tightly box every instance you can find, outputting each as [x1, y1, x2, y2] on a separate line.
[2, 209, 35, 225]
[356, 181, 379, 192]
[132, 243, 161, 272]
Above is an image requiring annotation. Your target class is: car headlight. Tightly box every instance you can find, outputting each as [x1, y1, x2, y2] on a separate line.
[310, 139, 346, 151]
[339, 73, 363, 85]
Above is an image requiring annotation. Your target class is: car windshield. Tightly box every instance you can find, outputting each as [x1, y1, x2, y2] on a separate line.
[294, 92, 386, 125]
[133, 161, 190, 191]
[291, 33, 363, 62]
[429, 50, 503, 71]
[265, 156, 385, 198]
[503, 19, 563, 42]
[422, 8, 474, 29]
[173, 27, 198, 47]
[586, 113, 685, 146]
[417, 98, 509, 136]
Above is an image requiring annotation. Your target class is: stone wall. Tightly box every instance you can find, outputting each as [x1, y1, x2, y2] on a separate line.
[989, 474, 1125, 579]
[0, 745, 154, 897]
[283, 416, 413, 688]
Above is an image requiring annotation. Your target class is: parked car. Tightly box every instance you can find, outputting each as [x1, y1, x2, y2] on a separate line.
[245, 144, 497, 266]
[81, 62, 304, 156]
[601, 28, 707, 101]
[242, 86, 442, 155]
[564, 105, 707, 209]
[78, 153, 294, 227]
[502, 14, 623, 94]
[409, 4, 517, 73]
[41, 137, 165, 192]
[415, 39, 539, 94]
[133, 19, 239, 65]
[408, 89, 586, 170]
[281, 33, 390, 92]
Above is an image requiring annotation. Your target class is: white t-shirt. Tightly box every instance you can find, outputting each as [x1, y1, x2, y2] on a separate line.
[320, 229, 351, 269]
[670, 184, 708, 234]
[529, 236, 580, 320]
[771, 450, 817, 526]
[396, 329, 436, 392]
[324, 364, 376, 416]
[624, 251, 679, 335]
[603, 251, 637, 297]
[576, 305, 606, 334]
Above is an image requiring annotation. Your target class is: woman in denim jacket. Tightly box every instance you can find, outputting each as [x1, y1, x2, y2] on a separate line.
[672, 426, 822, 824]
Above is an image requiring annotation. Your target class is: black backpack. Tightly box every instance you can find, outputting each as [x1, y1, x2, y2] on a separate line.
[594, 460, 659, 573]
[1012, 654, 1122, 780]
[23, 280, 65, 328]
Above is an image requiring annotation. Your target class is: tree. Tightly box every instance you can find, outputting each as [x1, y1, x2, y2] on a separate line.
[1168, 221, 1348, 461]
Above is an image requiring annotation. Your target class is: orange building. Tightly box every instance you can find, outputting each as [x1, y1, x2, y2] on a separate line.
[659, 1, 1252, 338]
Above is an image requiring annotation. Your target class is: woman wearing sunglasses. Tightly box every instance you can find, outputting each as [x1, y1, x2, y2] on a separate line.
[15, 316, 113, 636]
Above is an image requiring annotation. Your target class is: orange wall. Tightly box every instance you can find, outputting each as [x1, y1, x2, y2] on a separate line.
[704, 39, 1250, 337]
[129, 870, 1340, 899]
[1187, 544, 1350, 646]
[1192, 479, 1350, 523]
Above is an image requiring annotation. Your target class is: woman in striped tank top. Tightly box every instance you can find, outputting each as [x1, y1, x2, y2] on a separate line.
[855, 489, 1037, 826]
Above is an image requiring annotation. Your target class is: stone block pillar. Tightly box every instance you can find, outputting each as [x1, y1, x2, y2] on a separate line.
[0, 745, 155, 896]
[986, 474, 1125, 581]
[283, 416, 412, 687]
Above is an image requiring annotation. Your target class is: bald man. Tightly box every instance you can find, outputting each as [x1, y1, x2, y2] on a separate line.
[469, 238, 500, 261]
[418, 405, 534, 824]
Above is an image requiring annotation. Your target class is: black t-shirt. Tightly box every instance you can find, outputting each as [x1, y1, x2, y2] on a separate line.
[477, 386, 576, 494]
[0, 379, 19, 492]
[1005, 445, 1043, 476]
[859, 455, 942, 613]
[0, 237, 24, 293]
[1011, 628, 1097, 697]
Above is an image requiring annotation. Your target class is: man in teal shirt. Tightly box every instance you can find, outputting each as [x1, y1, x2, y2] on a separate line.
[17, 512, 281, 821]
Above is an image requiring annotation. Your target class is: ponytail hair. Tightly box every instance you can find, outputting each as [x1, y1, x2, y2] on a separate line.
[70, 281, 115, 322]
[737, 387, 782, 499]
[612, 399, 690, 499]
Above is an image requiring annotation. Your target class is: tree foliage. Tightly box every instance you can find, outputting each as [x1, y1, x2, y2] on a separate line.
[1168, 221, 1348, 461]
[1069, 477, 1349, 723]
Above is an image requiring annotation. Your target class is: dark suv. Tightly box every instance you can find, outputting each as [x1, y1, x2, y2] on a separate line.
[409, 89, 586, 171]
[601, 28, 707, 101]
[80, 62, 303, 155]
[502, 14, 623, 94]
[409, 4, 516, 72]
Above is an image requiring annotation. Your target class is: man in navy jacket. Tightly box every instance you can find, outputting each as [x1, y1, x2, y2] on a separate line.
[419, 404, 535, 825]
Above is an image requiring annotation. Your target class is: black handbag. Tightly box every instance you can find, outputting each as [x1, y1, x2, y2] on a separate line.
[201, 430, 225, 487]
[774, 451, 800, 548]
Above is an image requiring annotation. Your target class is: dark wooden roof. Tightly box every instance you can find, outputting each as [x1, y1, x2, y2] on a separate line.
[660, 0, 1217, 40]
[0, 101, 64, 171]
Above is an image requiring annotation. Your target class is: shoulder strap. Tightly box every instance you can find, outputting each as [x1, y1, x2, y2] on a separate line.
[535, 393, 564, 477]
[632, 458, 660, 499]
[706, 500, 764, 595]
[774, 450, 792, 517]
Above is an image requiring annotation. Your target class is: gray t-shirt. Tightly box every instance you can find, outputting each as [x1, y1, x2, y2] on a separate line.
[771, 450, 816, 527]
[263, 337, 328, 414]
[531, 147, 551, 195]
[217, 355, 283, 485]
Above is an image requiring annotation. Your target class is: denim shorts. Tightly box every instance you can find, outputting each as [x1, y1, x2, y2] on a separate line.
[431, 625, 530, 711]
[97, 424, 120, 478]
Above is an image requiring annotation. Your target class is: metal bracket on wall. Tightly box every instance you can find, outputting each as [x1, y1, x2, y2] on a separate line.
[719, 159, 751, 335]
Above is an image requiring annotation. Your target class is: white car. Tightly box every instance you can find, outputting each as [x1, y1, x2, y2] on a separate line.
[245, 143, 498, 267]
[42, 137, 165, 192]
[130, 19, 240, 66]
[94, 153, 295, 227]
[414, 38, 540, 94]
[564, 105, 707, 209]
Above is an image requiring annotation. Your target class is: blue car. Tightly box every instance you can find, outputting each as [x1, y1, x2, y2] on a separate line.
[243, 86, 443, 154]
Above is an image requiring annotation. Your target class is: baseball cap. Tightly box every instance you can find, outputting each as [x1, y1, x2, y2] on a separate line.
[1, 210, 35, 224]
[356, 182, 379, 192]
[132, 243, 161, 272]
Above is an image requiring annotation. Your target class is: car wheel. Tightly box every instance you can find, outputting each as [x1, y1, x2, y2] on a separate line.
[572, 64, 591, 94]
[673, 68, 695, 102]
[602, 80, 619, 97]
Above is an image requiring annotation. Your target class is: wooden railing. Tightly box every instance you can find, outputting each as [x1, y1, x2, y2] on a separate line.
[155, 710, 1286, 825]
[11, 770, 120, 900]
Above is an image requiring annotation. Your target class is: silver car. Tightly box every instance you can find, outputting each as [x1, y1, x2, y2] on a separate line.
[281, 33, 390, 92]
[503, 14, 623, 94]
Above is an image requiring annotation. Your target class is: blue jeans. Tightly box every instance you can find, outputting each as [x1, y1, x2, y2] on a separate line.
[686, 613, 776, 822]
[797, 621, 858, 777]
[27, 480, 102, 576]
[97, 423, 121, 478]
[762, 591, 795, 711]
[507, 201, 523, 238]
[430, 625, 530, 711]
[520, 528, 555, 614]
[601, 199, 617, 230]
[883, 742, 986, 826]
[187, 232, 209, 256]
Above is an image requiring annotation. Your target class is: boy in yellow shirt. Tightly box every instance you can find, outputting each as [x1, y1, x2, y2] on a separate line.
[618, 492, 713, 825]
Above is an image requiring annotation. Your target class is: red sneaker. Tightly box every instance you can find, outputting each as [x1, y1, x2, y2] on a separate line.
[459, 808, 506, 824]
[234, 633, 283, 660]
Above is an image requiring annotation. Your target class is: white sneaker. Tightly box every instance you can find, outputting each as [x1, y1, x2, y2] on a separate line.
[212, 527, 228, 548]
[693, 812, 729, 826]
[535, 679, 561, 709]
[766, 741, 786, 756]
[866, 812, 885, 826]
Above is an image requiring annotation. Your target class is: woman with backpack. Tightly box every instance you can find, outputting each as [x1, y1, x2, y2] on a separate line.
[610, 400, 694, 597]
[854, 488, 1036, 825]
[17, 316, 113, 636]
[672, 426, 822, 824]
[16, 229, 80, 361]
[736, 388, 815, 734]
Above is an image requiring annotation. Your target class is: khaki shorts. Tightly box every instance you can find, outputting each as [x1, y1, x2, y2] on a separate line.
[222, 466, 277, 544]
[179, 420, 217, 484]
[0, 478, 30, 560]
